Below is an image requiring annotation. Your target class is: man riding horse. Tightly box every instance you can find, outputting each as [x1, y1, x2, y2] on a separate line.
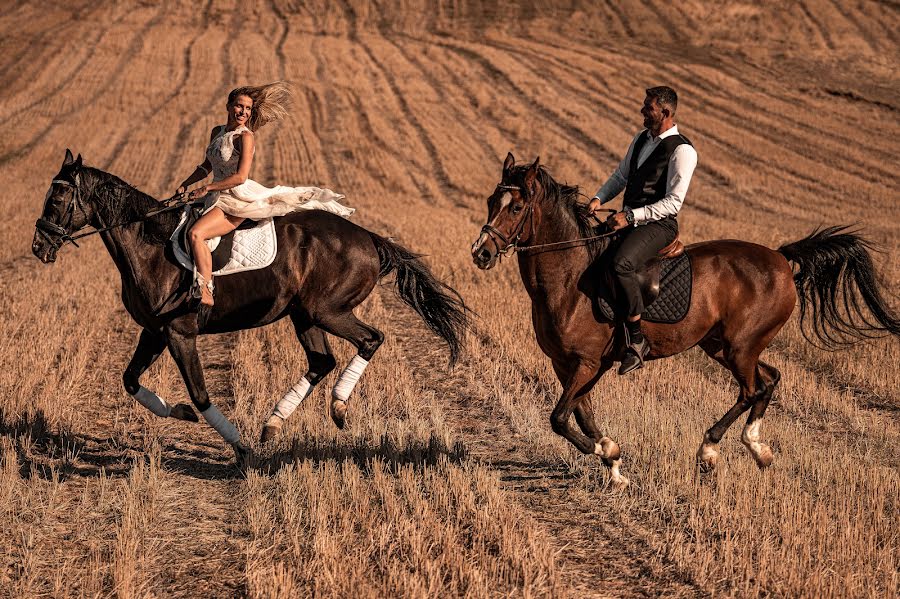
[588, 86, 698, 374]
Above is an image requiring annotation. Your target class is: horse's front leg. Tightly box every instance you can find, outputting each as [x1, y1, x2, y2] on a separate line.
[165, 326, 248, 463]
[123, 329, 198, 422]
[551, 363, 626, 485]
[562, 360, 629, 488]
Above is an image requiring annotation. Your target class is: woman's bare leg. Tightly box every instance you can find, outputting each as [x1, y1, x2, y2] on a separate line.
[188, 207, 244, 306]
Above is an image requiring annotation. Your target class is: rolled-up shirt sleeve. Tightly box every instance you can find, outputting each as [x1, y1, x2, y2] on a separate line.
[593, 134, 639, 204]
[631, 143, 697, 224]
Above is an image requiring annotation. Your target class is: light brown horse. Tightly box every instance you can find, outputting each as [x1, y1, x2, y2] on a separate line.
[472, 153, 899, 486]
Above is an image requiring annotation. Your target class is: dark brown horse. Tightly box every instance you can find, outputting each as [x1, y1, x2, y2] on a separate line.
[472, 153, 899, 487]
[32, 150, 468, 461]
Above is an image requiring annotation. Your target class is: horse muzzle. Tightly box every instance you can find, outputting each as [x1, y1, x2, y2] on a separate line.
[471, 233, 498, 270]
[32, 234, 58, 264]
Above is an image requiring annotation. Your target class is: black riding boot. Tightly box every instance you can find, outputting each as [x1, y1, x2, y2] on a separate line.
[619, 319, 649, 375]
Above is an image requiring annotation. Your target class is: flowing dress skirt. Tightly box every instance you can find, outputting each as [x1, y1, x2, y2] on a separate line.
[211, 178, 354, 220]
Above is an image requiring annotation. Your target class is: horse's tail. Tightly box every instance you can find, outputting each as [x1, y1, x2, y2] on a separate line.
[368, 233, 469, 364]
[778, 225, 900, 348]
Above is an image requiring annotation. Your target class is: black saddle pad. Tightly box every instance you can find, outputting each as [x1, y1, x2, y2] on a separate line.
[597, 252, 692, 323]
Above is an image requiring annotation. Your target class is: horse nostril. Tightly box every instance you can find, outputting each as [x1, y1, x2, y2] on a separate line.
[477, 249, 491, 262]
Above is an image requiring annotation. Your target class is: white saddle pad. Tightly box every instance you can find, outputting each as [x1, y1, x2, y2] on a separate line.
[170, 208, 277, 276]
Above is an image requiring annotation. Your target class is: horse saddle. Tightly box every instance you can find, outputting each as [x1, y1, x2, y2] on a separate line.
[168, 203, 277, 276]
[595, 234, 693, 324]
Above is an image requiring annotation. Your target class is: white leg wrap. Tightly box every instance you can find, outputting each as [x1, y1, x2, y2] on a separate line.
[332, 355, 369, 403]
[201, 405, 240, 445]
[741, 420, 763, 455]
[132, 386, 171, 418]
[272, 378, 313, 420]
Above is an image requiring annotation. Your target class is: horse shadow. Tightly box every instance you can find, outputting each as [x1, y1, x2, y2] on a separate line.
[255, 431, 468, 476]
[0, 409, 468, 482]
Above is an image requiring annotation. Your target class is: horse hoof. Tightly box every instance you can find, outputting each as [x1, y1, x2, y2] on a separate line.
[612, 473, 630, 490]
[260, 416, 283, 443]
[170, 403, 199, 422]
[331, 400, 347, 429]
[696, 441, 719, 473]
[232, 442, 252, 468]
[608, 458, 630, 490]
[753, 445, 775, 469]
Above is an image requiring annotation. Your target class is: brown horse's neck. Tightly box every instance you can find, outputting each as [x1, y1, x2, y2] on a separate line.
[516, 195, 596, 308]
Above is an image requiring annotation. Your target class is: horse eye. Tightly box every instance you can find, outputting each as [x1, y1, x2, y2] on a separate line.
[512, 204, 523, 214]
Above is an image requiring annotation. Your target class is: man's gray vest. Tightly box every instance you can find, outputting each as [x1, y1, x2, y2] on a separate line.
[623, 131, 693, 214]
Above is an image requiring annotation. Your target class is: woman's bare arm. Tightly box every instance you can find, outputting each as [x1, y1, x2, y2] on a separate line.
[176, 127, 219, 194]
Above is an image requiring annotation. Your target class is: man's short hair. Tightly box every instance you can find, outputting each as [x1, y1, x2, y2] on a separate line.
[646, 86, 678, 115]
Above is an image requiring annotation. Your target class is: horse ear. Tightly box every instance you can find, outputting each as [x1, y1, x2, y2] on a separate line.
[503, 152, 515, 174]
[63, 149, 74, 166]
[524, 156, 540, 192]
[74, 153, 83, 168]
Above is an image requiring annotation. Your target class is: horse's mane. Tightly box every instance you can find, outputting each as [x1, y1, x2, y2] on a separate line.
[82, 166, 179, 244]
[509, 164, 605, 258]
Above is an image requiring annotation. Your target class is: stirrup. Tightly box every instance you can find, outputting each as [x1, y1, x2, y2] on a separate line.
[618, 325, 649, 375]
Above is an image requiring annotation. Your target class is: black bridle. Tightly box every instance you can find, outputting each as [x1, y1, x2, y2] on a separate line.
[34, 177, 189, 252]
[478, 183, 617, 257]
[478, 183, 536, 257]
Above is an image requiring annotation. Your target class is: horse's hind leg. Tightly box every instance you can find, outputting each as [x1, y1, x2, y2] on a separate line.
[123, 329, 197, 422]
[698, 338, 780, 471]
[741, 360, 781, 468]
[696, 336, 757, 471]
[318, 312, 384, 429]
[261, 321, 337, 442]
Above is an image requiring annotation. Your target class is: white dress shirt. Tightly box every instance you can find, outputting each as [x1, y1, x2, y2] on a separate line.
[593, 124, 698, 224]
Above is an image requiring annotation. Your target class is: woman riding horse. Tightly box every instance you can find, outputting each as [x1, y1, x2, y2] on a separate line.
[174, 82, 353, 308]
[32, 150, 467, 461]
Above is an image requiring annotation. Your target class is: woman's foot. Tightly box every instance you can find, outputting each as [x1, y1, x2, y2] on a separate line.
[196, 274, 215, 307]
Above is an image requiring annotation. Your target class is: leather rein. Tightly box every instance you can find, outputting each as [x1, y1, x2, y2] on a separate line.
[479, 183, 619, 256]
[35, 178, 190, 252]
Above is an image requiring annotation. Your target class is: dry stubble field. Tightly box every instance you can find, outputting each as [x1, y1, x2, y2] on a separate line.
[1, 1, 898, 597]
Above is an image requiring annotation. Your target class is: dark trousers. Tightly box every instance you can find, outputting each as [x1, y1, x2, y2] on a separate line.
[611, 217, 678, 317]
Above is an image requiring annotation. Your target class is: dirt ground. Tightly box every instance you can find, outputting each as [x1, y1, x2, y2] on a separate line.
[0, 1, 898, 597]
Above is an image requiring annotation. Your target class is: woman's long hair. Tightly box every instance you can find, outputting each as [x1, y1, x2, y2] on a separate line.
[228, 81, 292, 131]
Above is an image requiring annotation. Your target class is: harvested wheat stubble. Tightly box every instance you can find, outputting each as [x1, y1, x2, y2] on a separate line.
[1, 1, 898, 597]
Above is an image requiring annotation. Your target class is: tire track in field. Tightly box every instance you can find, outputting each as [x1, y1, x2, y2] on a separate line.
[534, 29, 898, 160]
[352, 35, 466, 203]
[638, 0, 684, 42]
[4, 4, 126, 122]
[259, 0, 290, 187]
[379, 35, 501, 193]
[531, 33, 898, 204]
[434, 39, 623, 166]
[798, 1, 837, 51]
[827, 0, 881, 53]
[106, 0, 215, 175]
[501, 34, 895, 197]
[157, 0, 240, 193]
[339, 0, 472, 204]
[600, 0, 637, 38]
[0, 4, 166, 168]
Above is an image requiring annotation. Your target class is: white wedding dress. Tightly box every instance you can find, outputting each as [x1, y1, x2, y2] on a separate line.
[205, 125, 354, 220]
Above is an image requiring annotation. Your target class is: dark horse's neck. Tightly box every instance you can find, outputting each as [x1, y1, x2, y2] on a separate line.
[515, 168, 605, 306]
[80, 167, 183, 317]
